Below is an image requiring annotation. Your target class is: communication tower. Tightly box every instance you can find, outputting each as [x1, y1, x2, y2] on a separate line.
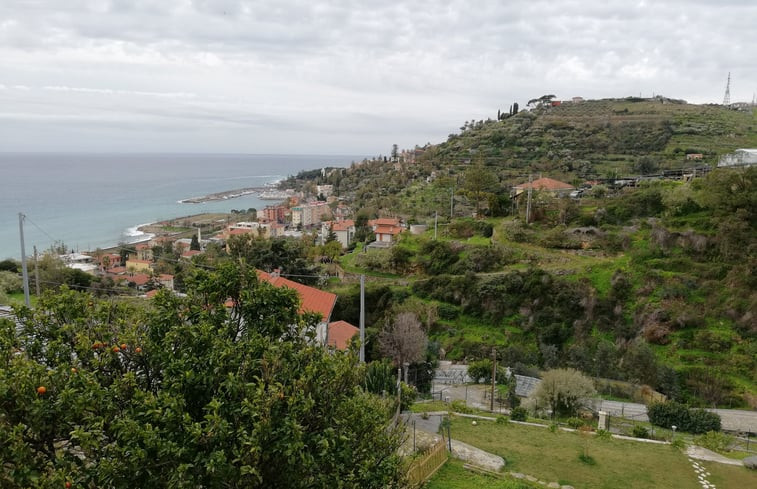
[723, 72, 731, 106]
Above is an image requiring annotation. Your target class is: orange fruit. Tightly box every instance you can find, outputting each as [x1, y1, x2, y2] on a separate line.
[37, 386, 47, 395]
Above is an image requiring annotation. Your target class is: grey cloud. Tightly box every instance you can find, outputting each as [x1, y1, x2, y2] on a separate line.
[1, 0, 756, 153]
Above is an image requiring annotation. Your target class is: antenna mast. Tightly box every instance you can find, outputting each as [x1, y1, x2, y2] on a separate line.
[723, 72, 731, 106]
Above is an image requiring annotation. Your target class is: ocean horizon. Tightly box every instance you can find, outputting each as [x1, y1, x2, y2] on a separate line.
[0, 152, 363, 260]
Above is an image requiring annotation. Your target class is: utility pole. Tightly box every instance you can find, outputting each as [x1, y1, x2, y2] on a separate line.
[490, 347, 497, 412]
[18, 213, 30, 306]
[525, 174, 533, 224]
[33, 246, 40, 297]
[434, 211, 438, 240]
[359, 274, 365, 363]
[450, 187, 454, 218]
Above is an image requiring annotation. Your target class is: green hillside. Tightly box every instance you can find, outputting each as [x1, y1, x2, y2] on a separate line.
[285, 98, 757, 408]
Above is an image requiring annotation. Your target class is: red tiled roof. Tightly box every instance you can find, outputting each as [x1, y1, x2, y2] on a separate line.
[327, 320, 359, 350]
[159, 274, 174, 281]
[128, 274, 151, 286]
[135, 243, 150, 250]
[375, 225, 402, 235]
[513, 177, 574, 191]
[107, 266, 127, 274]
[182, 250, 202, 257]
[257, 271, 336, 321]
[145, 289, 160, 298]
[370, 218, 401, 227]
[332, 220, 354, 232]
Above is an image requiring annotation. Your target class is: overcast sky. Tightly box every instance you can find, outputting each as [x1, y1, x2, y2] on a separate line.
[1, 0, 755, 154]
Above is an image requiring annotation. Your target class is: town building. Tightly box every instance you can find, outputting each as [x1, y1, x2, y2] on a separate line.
[291, 201, 331, 228]
[321, 220, 355, 249]
[369, 217, 403, 244]
[262, 205, 287, 223]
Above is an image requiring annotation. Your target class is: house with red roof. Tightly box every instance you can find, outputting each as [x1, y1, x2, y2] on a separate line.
[181, 249, 203, 260]
[327, 320, 359, 350]
[321, 219, 355, 249]
[225, 270, 338, 346]
[369, 217, 403, 244]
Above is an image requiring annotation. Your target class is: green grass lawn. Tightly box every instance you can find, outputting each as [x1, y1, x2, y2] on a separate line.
[426, 459, 540, 489]
[441, 417, 757, 489]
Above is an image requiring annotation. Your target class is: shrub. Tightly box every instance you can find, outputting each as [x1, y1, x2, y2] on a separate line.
[647, 401, 722, 434]
[566, 417, 585, 429]
[450, 399, 474, 414]
[578, 453, 596, 465]
[400, 382, 417, 412]
[437, 302, 460, 320]
[695, 431, 733, 454]
[510, 406, 528, 422]
[496, 415, 509, 425]
[596, 429, 612, 441]
[632, 425, 649, 439]
[467, 359, 508, 384]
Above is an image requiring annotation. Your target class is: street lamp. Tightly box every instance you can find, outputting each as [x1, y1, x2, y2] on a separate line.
[671, 425, 677, 441]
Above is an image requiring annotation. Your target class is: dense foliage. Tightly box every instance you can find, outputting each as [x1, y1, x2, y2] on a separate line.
[0, 264, 403, 488]
[647, 401, 722, 434]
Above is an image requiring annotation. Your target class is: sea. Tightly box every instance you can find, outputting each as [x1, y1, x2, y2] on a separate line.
[0, 153, 362, 260]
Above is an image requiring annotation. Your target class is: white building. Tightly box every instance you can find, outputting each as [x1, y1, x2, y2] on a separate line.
[718, 149, 757, 167]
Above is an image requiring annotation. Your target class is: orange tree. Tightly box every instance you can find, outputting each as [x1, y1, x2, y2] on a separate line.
[0, 263, 403, 488]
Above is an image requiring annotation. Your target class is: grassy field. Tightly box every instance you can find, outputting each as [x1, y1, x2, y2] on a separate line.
[426, 459, 540, 489]
[435, 416, 757, 489]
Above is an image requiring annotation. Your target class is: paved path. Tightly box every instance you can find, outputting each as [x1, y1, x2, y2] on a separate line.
[402, 413, 505, 472]
[686, 446, 744, 466]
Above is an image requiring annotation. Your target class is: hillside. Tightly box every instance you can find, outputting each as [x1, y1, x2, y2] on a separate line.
[283, 98, 757, 408]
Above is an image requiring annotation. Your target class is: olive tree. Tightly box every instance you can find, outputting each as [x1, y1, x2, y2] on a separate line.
[528, 368, 596, 418]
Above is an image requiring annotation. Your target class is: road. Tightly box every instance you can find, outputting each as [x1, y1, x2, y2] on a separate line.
[431, 375, 757, 432]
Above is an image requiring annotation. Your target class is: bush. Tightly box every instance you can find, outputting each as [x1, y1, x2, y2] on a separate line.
[467, 359, 509, 384]
[632, 425, 649, 439]
[450, 399, 474, 414]
[647, 401, 722, 434]
[596, 429, 612, 441]
[566, 417, 585, 429]
[437, 302, 460, 320]
[694, 431, 733, 454]
[510, 406, 528, 422]
[496, 415, 509, 425]
[400, 382, 417, 412]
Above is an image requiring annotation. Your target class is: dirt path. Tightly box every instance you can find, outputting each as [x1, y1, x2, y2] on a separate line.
[686, 446, 744, 466]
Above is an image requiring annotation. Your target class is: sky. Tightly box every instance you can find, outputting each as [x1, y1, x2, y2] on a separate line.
[1, 0, 755, 155]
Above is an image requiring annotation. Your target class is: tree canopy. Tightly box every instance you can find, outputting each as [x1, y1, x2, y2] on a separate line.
[0, 263, 403, 488]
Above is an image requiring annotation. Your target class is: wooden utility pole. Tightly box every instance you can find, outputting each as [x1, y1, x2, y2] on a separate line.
[490, 347, 497, 411]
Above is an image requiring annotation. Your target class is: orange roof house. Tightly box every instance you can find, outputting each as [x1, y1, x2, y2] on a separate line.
[257, 270, 336, 321]
[224, 270, 337, 346]
[369, 217, 403, 244]
[327, 320, 359, 350]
